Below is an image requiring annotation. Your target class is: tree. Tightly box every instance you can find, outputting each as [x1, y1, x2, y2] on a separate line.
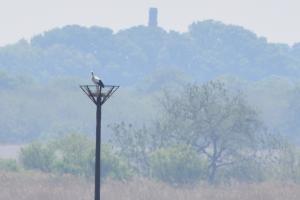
[157, 81, 266, 183]
[285, 86, 300, 143]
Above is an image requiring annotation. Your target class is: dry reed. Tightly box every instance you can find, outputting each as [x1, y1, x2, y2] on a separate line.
[1, 172, 299, 200]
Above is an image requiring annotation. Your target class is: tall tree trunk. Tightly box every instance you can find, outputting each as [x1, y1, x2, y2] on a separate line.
[208, 136, 218, 184]
[209, 162, 217, 184]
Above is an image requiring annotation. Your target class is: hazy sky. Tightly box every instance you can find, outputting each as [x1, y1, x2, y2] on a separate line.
[0, 0, 299, 46]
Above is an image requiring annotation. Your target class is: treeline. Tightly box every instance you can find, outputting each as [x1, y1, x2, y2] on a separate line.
[2, 81, 300, 185]
[2, 72, 300, 144]
[2, 20, 300, 143]
[1, 20, 300, 85]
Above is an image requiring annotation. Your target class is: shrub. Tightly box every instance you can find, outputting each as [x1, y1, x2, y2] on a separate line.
[51, 133, 94, 176]
[101, 145, 132, 180]
[18, 133, 133, 180]
[150, 145, 207, 185]
[0, 158, 19, 172]
[51, 133, 132, 180]
[218, 159, 266, 183]
[19, 142, 55, 172]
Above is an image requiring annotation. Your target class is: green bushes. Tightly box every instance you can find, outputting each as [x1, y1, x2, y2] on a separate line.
[17, 131, 300, 185]
[101, 145, 132, 180]
[218, 160, 266, 183]
[51, 133, 94, 176]
[0, 158, 19, 172]
[150, 145, 207, 185]
[20, 142, 55, 172]
[19, 133, 131, 180]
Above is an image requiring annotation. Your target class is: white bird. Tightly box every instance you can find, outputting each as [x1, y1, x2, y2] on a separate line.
[91, 71, 104, 87]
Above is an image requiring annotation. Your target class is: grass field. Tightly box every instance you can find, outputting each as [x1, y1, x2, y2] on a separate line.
[1, 171, 300, 200]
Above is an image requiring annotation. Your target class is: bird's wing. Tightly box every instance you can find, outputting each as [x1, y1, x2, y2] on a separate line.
[94, 75, 100, 80]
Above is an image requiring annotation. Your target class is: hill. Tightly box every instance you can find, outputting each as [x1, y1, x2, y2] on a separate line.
[1, 20, 300, 85]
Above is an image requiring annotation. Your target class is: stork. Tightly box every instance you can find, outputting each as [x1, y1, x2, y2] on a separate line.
[91, 71, 105, 88]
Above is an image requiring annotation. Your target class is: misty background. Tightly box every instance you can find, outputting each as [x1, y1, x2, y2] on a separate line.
[1, 0, 300, 46]
[1, 2, 300, 197]
[1, 18, 300, 144]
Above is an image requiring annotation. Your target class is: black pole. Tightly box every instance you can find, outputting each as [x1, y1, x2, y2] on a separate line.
[80, 84, 119, 200]
[95, 93, 102, 200]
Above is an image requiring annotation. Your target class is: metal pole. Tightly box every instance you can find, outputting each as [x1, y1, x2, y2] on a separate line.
[80, 84, 119, 200]
[95, 91, 102, 200]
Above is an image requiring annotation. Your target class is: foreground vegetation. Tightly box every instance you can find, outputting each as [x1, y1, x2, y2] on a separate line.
[2, 81, 300, 186]
[0, 171, 299, 200]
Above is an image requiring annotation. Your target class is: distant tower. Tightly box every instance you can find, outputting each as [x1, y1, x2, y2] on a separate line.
[148, 7, 158, 27]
